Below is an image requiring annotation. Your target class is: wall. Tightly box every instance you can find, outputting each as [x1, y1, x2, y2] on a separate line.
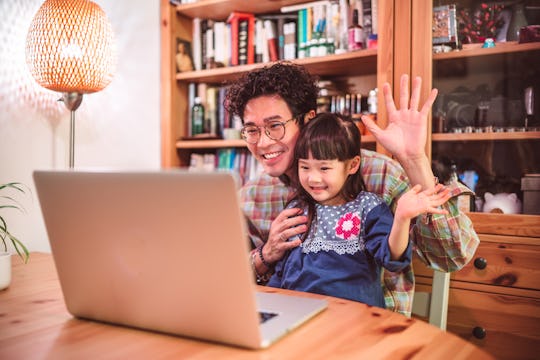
[0, 0, 160, 254]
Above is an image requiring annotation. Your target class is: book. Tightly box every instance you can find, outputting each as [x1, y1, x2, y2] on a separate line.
[259, 14, 298, 60]
[264, 19, 279, 62]
[192, 18, 202, 70]
[227, 12, 255, 66]
[238, 19, 249, 65]
[278, 18, 285, 59]
[200, 19, 208, 69]
[312, 3, 325, 37]
[306, 6, 313, 42]
[255, 19, 265, 63]
[327, 2, 340, 47]
[213, 21, 228, 67]
[283, 22, 297, 60]
[188, 153, 216, 172]
[217, 87, 225, 137]
[297, 8, 307, 57]
[206, 86, 218, 135]
[205, 19, 215, 69]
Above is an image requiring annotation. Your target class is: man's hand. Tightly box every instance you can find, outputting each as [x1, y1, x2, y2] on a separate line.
[262, 207, 307, 265]
[362, 74, 438, 162]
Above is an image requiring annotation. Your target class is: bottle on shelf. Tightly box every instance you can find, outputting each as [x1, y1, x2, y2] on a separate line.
[506, 3, 528, 42]
[432, 95, 446, 133]
[191, 97, 205, 136]
[367, 88, 377, 115]
[348, 9, 364, 51]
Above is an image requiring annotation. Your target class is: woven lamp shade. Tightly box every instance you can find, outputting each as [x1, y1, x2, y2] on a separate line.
[26, 0, 115, 94]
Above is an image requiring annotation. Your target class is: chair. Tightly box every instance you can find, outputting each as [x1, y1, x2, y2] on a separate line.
[412, 270, 451, 330]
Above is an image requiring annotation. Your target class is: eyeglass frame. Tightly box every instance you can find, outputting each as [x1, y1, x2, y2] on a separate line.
[240, 115, 300, 144]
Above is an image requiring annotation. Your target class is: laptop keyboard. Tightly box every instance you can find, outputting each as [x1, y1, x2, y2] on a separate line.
[259, 311, 278, 323]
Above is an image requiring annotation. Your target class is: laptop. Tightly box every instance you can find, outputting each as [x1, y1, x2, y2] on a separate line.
[33, 170, 327, 349]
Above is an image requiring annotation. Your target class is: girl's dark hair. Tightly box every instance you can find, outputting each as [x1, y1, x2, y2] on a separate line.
[224, 62, 320, 125]
[291, 113, 366, 240]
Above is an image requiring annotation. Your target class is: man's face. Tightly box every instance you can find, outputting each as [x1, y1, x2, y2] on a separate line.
[242, 95, 300, 178]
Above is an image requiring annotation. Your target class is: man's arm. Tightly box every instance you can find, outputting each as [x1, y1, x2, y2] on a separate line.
[413, 181, 479, 271]
[362, 74, 479, 271]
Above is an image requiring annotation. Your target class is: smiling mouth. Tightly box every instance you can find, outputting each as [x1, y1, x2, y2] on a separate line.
[262, 151, 283, 160]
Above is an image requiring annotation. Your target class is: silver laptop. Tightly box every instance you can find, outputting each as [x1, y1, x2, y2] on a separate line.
[33, 170, 327, 349]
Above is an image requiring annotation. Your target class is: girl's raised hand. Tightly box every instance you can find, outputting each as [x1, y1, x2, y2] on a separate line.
[395, 183, 451, 221]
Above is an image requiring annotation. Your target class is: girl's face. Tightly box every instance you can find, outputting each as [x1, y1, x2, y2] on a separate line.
[298, 153, 360, 206]
[242, 95, 300, 178]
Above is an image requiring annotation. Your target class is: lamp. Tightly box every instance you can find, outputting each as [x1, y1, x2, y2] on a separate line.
[25, 0, 115, 168]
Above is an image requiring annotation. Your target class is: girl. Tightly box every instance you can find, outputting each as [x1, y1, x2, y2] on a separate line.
[267, 113, 451, 308]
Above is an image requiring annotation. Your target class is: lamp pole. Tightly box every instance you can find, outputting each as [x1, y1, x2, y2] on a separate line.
[59, 93, 83, 169]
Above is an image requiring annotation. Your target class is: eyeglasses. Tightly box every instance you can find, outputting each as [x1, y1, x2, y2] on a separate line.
[240, 118, 296, 144]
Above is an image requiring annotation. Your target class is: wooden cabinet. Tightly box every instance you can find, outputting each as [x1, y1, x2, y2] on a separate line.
[408, 2, 540, 358]
[414, 213, 540, 359]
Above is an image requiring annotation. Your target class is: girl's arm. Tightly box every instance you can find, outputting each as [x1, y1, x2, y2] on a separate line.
[388, 215, 413, 261]
[389, 184, 451, 260]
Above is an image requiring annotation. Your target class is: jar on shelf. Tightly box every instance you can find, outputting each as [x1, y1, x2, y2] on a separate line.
[506, 3, 528, 41]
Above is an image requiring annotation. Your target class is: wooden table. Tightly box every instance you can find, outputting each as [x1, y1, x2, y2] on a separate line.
[0, 253, 492, 359]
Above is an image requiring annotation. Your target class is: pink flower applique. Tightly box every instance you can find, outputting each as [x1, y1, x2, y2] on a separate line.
[335, 212, 361, 240]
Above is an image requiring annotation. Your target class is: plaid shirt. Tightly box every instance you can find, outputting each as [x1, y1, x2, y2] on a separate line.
[240, 149, 480, 316]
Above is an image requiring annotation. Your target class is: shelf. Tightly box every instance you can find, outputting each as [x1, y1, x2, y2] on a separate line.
[433, 41, 540, 60]
[176, 0, 310, 20]
[176, 50, 378, 84]
[432, 131, 540, 142]
[177, 139, 245, 149]
[176, 134, 376, 150]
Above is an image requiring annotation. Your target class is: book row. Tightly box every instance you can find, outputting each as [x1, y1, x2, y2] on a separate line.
[188, 148, 263, 185]
[179, 0, 378, 72]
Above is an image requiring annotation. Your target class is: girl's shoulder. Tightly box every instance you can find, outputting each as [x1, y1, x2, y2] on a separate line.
[356, 191, 385, 204]
[351, 191, 388, 213]
[285, 198, 308, 212]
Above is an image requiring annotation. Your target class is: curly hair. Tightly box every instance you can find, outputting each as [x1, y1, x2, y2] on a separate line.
[224, 62, 320, 124]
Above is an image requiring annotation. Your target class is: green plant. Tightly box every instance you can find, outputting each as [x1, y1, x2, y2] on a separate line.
[0, 182, 30, 263]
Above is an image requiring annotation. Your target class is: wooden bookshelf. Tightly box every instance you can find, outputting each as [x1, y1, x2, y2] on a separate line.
[175, 134, 376, 150]
[176, 50, 378, 84]
[432, 131, 540, 142]
[175, 0, 310, 20]
[162, 0, 391, 168]
[433, 41, 540, 60]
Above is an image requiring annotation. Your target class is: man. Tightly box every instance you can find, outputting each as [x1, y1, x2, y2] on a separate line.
[225, 62, 479, 316]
